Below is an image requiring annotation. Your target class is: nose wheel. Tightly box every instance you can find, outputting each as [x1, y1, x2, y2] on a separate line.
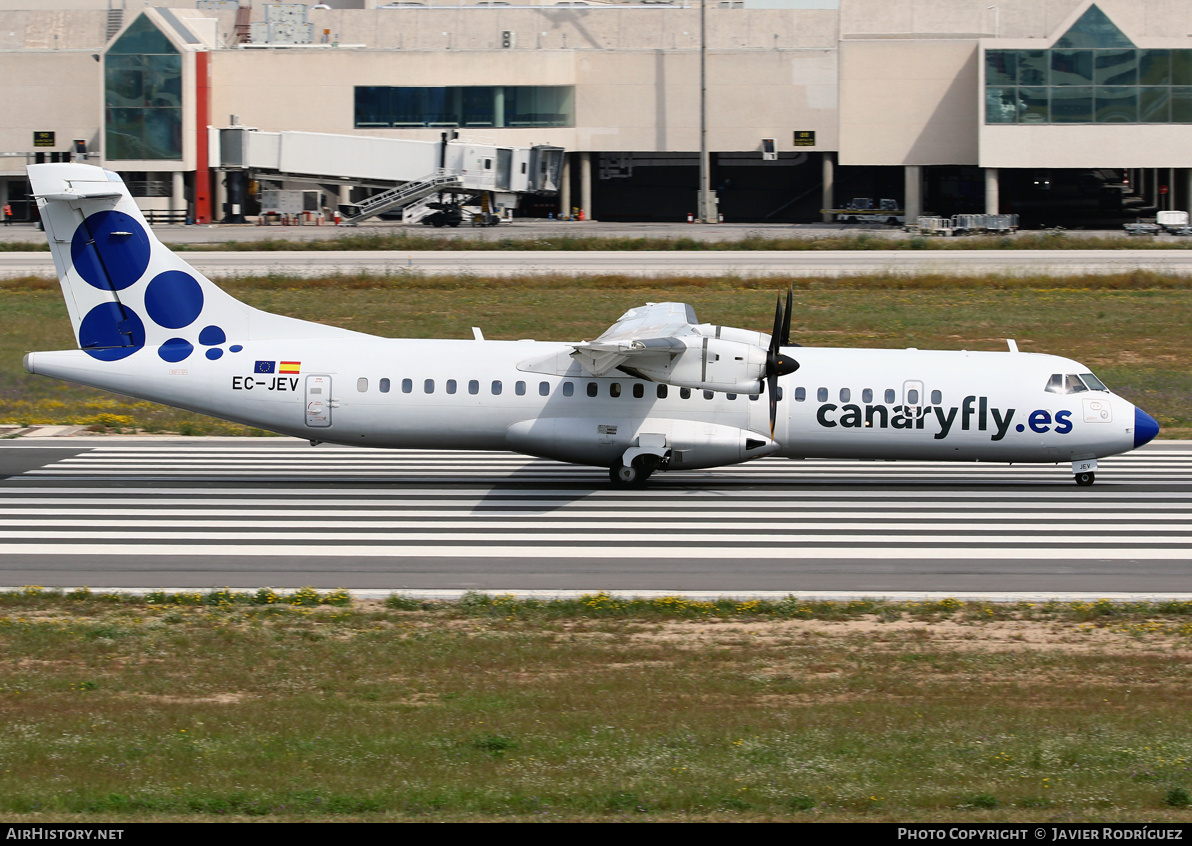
[1074, 471, 1095, 486]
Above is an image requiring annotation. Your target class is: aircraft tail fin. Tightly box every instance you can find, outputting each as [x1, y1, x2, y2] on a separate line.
[28, 163, 349, 364]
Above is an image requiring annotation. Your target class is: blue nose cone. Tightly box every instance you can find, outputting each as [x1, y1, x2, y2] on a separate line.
[1134, 406, 1160, 449]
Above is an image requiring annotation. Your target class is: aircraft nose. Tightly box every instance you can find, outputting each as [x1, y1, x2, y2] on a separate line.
[1134, 406, 1160, 449]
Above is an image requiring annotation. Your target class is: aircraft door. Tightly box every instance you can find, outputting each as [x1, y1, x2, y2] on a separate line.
[305, 374, 332, 428]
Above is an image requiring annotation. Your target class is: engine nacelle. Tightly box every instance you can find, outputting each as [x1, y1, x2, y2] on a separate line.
[628, 336, 767, 394]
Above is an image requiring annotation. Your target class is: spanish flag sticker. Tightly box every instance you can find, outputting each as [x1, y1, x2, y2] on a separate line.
[279, 361, 301, 374]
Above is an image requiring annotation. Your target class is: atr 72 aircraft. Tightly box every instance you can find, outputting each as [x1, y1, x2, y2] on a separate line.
[22, 163, 1159, 487]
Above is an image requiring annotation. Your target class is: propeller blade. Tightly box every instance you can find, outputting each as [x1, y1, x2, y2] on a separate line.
[781, 286, 793, 347]
[768, 369, 778, 438]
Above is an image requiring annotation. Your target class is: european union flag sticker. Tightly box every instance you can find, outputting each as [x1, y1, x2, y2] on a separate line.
[255, 360, 276, 374]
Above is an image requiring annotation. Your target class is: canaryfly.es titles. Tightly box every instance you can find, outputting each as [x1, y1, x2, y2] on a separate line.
[816, 394, 1074, 441]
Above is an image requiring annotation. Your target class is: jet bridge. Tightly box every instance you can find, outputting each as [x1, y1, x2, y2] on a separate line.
[212, 126, 563, 223]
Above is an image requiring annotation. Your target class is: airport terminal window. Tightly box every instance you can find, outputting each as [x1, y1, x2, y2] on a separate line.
[355, 85, 575, 128]
[105, 14, 182, 160]
[984, 6, 1192, 124]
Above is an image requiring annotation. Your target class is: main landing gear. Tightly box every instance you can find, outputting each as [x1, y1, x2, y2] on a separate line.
[609, 454, 662, 488]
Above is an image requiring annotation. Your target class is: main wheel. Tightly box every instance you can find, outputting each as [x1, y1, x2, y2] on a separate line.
[609, 455, 660, 488]
[1075, 472, 1095, 486]
[610, 463, 640, 486]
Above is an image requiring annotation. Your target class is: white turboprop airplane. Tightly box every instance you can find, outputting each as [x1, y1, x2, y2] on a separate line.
[23, 163, 1159, 486]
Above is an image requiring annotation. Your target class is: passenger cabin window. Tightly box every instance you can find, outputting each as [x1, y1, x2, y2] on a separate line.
[515, 381, 526, 396]
[885, 389, 896, 404]
[633, 383, 644, 399]
[795, 387, 806, 402]
[862, 388, 872, 403]
[491, 381, 502, 395]
[704, 390, 714, 400]
[610, 383, 621, 398]
[380, 378, 391, 393]
[907, 388, 920, 405]
[403, 379, 413, 394]
[817, 387, 828, 402]
[539, 381, 550, 396]
[657, 385, 668, 399]
[424, 379, 434, 394]
[931, 389, 942, 404]
[840, 388, 851, 403]
[587, 382, 598, 398]
[563, 381, 574, 397]
[357, 377, 368, 392]
[680, 387, 692, 399]
[447, 379, 457, 395]
[468, 380, 479, 395]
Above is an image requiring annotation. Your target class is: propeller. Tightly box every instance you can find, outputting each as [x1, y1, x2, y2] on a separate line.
[765, 288, 799, 438]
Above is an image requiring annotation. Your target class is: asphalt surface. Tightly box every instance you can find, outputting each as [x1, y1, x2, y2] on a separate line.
[1, 437, 1188, 597]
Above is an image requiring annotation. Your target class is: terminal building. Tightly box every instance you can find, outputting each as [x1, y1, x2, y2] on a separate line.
[0, 0, 1189, 226]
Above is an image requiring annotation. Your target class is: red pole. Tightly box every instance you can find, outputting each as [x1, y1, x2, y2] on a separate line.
[194, 50, 212, 224]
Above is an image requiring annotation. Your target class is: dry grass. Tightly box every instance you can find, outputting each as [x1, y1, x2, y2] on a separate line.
[1, 590, 1191, 821]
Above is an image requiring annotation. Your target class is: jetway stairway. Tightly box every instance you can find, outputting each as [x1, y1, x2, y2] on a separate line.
[338, 170, 462, 226]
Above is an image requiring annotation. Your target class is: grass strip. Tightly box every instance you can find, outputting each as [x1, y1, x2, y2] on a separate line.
[1, 587, 1190, 822]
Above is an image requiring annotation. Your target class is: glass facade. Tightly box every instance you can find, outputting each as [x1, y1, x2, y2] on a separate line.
[355, 86, 574, 128]
[985, 5, 1192, 125]
[105, 14, 182, 160]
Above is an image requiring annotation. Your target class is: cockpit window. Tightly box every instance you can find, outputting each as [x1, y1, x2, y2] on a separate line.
[1045, 372, 1110, 394]
[1064, 374, 1088, 394]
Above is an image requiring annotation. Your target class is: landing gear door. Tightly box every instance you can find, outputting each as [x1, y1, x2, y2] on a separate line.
[305, 375, 332, 428]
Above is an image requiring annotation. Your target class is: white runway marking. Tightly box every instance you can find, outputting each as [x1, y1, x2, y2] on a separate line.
[4, 445, 1190, 562]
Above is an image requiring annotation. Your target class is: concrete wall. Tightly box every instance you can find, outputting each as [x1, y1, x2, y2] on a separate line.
[0, 50, 100, 174]
[838, 39, 978, 165]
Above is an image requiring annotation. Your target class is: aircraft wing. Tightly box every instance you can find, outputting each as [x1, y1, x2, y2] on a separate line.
[571, 302, 699, 376]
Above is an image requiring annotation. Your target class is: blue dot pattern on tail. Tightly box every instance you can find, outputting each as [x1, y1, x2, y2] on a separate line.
[69, 212, 238, 364]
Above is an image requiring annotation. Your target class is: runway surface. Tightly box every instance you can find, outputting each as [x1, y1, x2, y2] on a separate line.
[1, 438, 1189, 595]
[6, 249, 1192, 279]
